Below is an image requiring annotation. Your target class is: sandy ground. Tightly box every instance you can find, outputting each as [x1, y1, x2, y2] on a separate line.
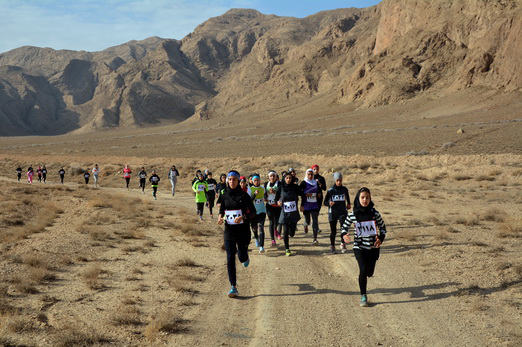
[0, 153, 520, 347]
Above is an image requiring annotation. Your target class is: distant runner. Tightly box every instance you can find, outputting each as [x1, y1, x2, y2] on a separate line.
[16, 166, 22, 182]
[123, 165, 132, 190]
[149, 170, 160, 200]
[27, 167, 34, 184]
[59, 167, 65, 184]
[167, 165, 179, 196]
[138, 167, 147, 194]
[192, 172, 208, 221]
[250, 174, 267, 253]
[37, 166, 43, 183]
[84, 170, 90, 185]
[92, 164, 100, 188]
[42, 166, 47, 184]
[206, 172, 218, 218]
[265, 170, 281, 246]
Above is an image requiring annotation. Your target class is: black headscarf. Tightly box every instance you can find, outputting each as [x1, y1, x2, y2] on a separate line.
[353, 187, 375, 222]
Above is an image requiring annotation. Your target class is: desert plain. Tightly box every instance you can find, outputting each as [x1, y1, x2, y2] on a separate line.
[0, 85, 521, 347]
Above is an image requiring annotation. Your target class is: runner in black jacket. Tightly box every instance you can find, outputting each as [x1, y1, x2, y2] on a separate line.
[218, 170, 257, 298]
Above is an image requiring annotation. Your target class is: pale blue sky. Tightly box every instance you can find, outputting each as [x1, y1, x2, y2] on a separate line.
[0, 0, 381, 53]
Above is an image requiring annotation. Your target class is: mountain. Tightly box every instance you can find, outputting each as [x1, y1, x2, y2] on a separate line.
[0, 0, 520, 136]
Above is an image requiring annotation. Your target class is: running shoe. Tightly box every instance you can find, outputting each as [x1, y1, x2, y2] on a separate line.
[199, 216, 204, 221]
[285, 249, 292, 257]
[154, 197, 157, 200]
[271, 240, 277, 247]
[360, 294, 368, 307]
[274, 229, 280, 239]
[330, 246, 337, 254]
[255, 238, 259, 248]
[259, 247, 265, 253]
[312, 239, 319, 246]
[304, 225, 308, 234]
[277, 235, 283, 240]
[242, 259, 250, 268]
[340, 243, 347, 253]
[317, 229, 322, 234]
[210, 214, 214, 219]
[228, 286, 238, 298]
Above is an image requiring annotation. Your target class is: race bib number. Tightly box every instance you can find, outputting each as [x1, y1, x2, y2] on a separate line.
[355, 221, 377, 237]
[332, 194, 345, 202]
[151, 177, 158, 182]
[267, 194, 276, 205]
[197, 184, 205, 192]
[283, 201, 297, 213]
[225, 210, 243, 225]
[208, 184, 215, 190]
[254, 198, 264, 205]
[140, 174, 146, 178]
[307, 193, 317, 203]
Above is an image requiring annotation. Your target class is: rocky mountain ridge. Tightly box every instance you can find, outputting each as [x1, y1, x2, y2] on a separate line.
[0, 0, 520, 135]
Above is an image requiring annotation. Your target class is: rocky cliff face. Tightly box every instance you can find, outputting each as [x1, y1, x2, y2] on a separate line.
[0, 0, 520, 135]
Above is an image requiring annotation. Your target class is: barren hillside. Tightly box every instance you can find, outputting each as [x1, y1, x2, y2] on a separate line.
[0, 0, 520, 135]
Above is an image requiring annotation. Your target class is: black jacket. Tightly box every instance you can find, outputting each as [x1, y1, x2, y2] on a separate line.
[219, 187, 256, 241]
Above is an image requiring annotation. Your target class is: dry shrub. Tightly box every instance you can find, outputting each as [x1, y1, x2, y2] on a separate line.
[175, 258, 198, 267]
[1, 315, 36, 333]
[497, 218, 522, 238]
[358, 162, 371, 170]
[21, 254, 49, 268]
[12, 278, 39, 294]
[475, 175, 495, 182]
[81, 265, 102, 290]
[415, 174, 429, 181]
[28, 268, 57, 284]
[111, 305, 142, 326]
[144, 310, 183, 340]
[447, 226, 460, 233]
[409, 219, 423, 226]
[54, 326, 111, 347]
[453, 175, 472, 181]
[481, 208, 506, 223]
[178, 223, 205, 236]
[433, 229, 449, 241]
[87, 197, 113, 209]
[397, 230, 417, 241]
[455, 215, 480, 226]
[89, 229, 111, 241]
[116, 229, 145, 240]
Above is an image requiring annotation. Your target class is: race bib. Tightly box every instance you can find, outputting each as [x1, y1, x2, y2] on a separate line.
[332, 194, 345, 202]
[208, 184, 215, 190]
[151, 177, 158, 182]
[197, 184, 205, 192]
[267, 193, 276, 205]
[140, 174, 146, 178]
[307, 193, 317, 203]
[355, 221, 377, 237]
[225, 210, 243, 225]
[254, 198, 264, 205]
[283, 201, 297, 213]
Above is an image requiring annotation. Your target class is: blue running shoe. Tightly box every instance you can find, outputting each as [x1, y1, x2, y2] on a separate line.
[228, 286, 238, 298]
[360, 294, 368, 307]
[242, 259, 250, 268]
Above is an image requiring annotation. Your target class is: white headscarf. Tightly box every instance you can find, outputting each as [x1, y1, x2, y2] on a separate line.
[303, 169, 317, 186]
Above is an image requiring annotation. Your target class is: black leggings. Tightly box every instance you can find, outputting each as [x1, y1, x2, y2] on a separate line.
[139, 178, 146, 191]
[60, 174, 64, 184]
[207, 197, 215, 215]
[125, 177, 130, 188]
[196, 202, 204, 216]
[354, 248, 380, 295]
[267, 206, 281, 241]
[224, 239, 249, 286]
[303, 209, 319, 239]
[42, 173, 46, 183]
[17, 174, 21, 181]
[283, 221, 297, 250]
[329, 215, 347, 247]
[152, 186, 158, 197]
[84, 177, 89, 184]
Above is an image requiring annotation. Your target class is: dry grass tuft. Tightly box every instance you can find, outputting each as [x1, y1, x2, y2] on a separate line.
[453, 174, 472, 181]
[396, 230, 417, 241]
[144, 310, 183, 340]
[111, 305, 142, 326]
[54, 326, 111, 347]
[81, 265, 103, 290]
[455, 215, 480, 226]
[497, 218, 522, 238]
[175, 258, 198, 267]
[481, 208, 506, 223]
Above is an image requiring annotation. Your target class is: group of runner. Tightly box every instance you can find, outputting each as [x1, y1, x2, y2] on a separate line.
[15, 164, 180, 200]
[15, 163, 386, 306]
[193, 166, 387, 306]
